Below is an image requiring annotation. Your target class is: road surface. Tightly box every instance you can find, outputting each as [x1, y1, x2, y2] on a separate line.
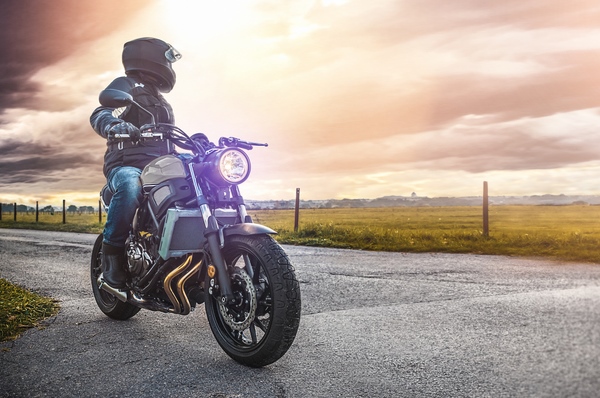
[1, 228, 600, 397]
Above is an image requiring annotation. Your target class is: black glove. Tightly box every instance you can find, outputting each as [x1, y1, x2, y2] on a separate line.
[108, 121, 140, 142]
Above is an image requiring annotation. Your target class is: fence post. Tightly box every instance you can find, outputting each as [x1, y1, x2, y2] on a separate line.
[483, 181, 489, 237]
[63, 200, 66, 224]
[0, 202, 2, 221]
[98, 200, 102, 224]
[294, 188, 300, 232]
[36, 201, 39, 223]
[13, 203, 17, 221]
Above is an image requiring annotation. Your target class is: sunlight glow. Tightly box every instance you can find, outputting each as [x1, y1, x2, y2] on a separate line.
[157, 0, 255, 43]
[322, 0, 348, 6]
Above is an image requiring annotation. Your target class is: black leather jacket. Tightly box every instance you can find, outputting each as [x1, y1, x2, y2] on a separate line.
[90, 75, 174, 177]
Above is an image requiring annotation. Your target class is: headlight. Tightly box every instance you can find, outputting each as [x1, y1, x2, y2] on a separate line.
[199, 147, 252, 186]
[217, 148, 251, 184]
[203, 148, 250, 186]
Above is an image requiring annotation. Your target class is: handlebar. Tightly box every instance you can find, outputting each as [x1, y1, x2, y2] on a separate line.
[110, 132, 165, 139]
[109, 124, 268, 153]
[219, 137, 268, 150]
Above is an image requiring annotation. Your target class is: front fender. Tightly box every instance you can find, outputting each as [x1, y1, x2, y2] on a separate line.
[223, 223, 277, 237]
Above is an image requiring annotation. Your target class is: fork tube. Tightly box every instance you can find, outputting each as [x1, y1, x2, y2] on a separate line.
[232, 185, 252, 223]
[188, 163, 234, 303]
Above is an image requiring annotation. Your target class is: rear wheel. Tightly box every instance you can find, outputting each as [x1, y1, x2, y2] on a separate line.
[205, 234, 301, 367]
[90, 234, 140, 320]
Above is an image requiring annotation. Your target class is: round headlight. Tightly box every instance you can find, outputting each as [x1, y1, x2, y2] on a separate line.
[218, 148, 250, 184]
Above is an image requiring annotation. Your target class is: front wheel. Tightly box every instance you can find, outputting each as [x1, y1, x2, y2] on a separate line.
[90, 234, 140, 320]
[205, 234, 301, 367]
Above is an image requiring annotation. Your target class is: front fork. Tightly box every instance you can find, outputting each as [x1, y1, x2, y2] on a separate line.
[189, 164, 236, 304]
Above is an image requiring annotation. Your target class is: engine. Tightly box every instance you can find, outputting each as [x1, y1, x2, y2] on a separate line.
[126, 233, 156, 278]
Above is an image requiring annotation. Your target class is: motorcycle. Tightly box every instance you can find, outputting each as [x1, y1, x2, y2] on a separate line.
[90, 89, 301, 367]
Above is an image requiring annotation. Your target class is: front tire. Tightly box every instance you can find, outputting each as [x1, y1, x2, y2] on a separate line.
[205, 234, 301, 367]
[90, 234, 140, 320]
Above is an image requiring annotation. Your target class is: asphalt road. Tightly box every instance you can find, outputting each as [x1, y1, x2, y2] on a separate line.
[1, 228, 600, 397]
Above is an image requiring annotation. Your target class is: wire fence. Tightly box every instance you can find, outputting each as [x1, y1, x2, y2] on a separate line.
[0, 200, 104, 224]
[0, 182, 492, 232]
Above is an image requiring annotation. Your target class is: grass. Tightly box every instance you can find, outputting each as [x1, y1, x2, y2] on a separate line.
[0, 212, 104, 234]
[3, 205, 600, 262]
[2, 205, 600, 341]
[249, 206, 600, 263]
[0, 278, 59, 343]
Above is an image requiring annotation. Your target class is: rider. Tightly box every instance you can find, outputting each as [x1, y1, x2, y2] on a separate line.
[90, 37, 181, 289]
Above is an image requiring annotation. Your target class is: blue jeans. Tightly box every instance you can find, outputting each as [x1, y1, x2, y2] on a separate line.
[103, 166, 142, 247]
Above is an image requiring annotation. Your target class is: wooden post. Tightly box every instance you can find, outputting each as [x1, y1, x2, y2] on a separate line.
[483, 181, 489, 237]
[294, 188, 300, 232]
[36, 201, 39, 223]
[98, 200, 102, 224]
[14, 203, 17, 221]
[62, 200, 66, 224]
[0, 203, 2, 221]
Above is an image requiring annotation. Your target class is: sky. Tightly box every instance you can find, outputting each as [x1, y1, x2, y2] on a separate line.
[2, 0, 600, 207]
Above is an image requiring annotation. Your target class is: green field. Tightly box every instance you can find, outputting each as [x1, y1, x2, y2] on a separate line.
[2, 205, 600, 263]
[251, 206, 600, 263]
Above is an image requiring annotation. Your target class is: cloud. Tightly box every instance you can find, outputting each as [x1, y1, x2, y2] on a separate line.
[3, 0, 600, 205]
[0, 0, 150, 114]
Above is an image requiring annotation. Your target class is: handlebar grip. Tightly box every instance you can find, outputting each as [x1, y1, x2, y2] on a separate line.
[109, 132, 164, 140]
[237, 142, 253, 150]
[247, 141, 268, 147]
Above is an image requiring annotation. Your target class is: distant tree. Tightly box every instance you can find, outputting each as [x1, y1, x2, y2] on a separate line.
[16, 205, 33, 213]
[67, 205, 78, 213]
[41, 205, 55, 214]
[571, 201, 589, 206]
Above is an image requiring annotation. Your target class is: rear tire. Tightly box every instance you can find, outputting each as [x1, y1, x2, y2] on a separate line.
[90, 234, 140, 320]
[205, 234, 301, 367]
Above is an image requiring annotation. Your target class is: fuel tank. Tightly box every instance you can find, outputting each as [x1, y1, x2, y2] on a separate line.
[140, 154, 193, 219]
[141, 154, 187, 187]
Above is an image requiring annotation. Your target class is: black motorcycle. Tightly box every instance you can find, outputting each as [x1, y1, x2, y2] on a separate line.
[90, 89, 301, 367]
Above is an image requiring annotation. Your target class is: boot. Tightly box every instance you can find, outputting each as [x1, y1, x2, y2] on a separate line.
[101, 242, 128, 289]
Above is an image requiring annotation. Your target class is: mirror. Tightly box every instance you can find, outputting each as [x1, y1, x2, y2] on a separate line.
[99, 89, 133, 108]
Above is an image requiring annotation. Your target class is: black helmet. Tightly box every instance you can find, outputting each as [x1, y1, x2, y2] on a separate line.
[122, 37, 181, 93]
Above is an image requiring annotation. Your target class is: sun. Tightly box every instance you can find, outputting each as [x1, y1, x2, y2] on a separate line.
[155, 0, 257, 45]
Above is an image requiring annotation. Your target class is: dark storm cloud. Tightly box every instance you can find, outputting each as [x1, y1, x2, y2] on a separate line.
[0, 136, 97, 181]
[0, 0, 151, 113]
[0, 139, 54, 158]
[0, 154, 92, 184]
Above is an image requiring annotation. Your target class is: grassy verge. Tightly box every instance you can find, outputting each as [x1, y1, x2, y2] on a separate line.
[2, 206, 600, 262]
[0, 213, 104, 234]
[0, 278, 59, 343]
[250, 206, 600, 263]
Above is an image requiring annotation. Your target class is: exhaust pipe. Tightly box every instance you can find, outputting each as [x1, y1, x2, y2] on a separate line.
[163, 256, 203, 314]
[97, 276, 128, 302]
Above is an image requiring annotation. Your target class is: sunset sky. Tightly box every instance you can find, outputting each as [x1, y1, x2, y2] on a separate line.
[2, 0, 600, 207]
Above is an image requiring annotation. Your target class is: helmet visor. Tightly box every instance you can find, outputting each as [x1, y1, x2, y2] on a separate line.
[165, 46, 182, 63]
